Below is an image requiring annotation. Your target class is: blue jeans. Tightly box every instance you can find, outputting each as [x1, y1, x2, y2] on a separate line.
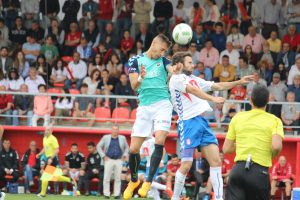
[24, 164, 39, 191]
[64, 78, 84, 90]
[12, 110, 33, 126]
[97, 19, 111, 33]
[115, 18, 132, 35]
[3, 110, 12, 125]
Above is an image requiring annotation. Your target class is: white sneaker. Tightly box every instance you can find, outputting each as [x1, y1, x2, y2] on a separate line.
[0, 192, 6, 200]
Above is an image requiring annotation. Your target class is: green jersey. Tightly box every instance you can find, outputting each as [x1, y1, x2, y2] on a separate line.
[128, 53, 171, 106]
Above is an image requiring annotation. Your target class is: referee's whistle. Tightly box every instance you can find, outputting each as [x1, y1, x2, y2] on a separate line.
[245, 154, 252, 171]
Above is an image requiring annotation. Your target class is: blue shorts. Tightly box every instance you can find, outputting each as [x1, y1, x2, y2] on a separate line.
[178, 116, 218, 160]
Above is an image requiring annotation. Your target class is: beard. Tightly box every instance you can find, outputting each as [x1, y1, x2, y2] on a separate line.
[182, 69, 192, 76]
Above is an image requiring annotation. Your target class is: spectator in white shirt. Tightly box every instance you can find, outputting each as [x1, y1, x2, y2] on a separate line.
[226, 24, 244, 52]
[287, 57, 300, 86]
[281, 92, 300, 126]
[220, 42, 240, 67]
[50, 59, 67, 85]
[64, 52, 88, 90]
[55, 89, 73, 125]
[25, 67, 46, 94]
[83, 69, 101, 95]
[7, 68, 24, 91]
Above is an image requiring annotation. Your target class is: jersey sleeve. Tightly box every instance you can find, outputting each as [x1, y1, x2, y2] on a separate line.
[272, 118, 284, 139]
[196, 76, 214, 92]
[128, 56, 139, 74]
[170, 74, 189, 93]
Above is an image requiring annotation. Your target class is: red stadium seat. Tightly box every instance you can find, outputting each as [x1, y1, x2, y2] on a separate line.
[47, 88, 62, 94]
[69, 89, 80, 95]
[53, 82, 65, 88]
[94, 107, 111, 122]
[62, 56, 73, 63]
[112, 107, 130, 123]
[130, 108, 137, 123]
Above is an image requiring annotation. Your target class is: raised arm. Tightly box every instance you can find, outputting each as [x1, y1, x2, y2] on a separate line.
[212, 75, 253, 91]
[186, 85, 225, 104]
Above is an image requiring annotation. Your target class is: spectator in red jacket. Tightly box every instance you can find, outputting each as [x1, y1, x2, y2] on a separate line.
[63, 22, 82, 56]
[271, 156, 293, 200]
[282, 24, 300, 53]
[230, 84, 247, 100]
[97, 0, 114, 33]
[120, 30, 134, 63]
[166, 154, 180, 189]
[0, 86, 13, 125]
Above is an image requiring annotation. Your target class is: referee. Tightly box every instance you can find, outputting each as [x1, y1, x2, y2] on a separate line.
[223, 85, 284, 200]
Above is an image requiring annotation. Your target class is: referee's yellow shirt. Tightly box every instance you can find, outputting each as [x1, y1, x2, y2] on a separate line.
[43, 134, 59, 158]
[226, 109, 284, 167]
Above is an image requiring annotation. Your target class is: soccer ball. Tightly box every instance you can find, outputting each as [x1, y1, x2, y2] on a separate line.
[172, 23, 193, 45]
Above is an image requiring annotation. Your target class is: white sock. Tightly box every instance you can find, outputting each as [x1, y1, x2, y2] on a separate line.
[210, 167, 224, 200]
[151, 181, 167, 191]
[172, 170, 186, 200]
[151, 188, 161, 200]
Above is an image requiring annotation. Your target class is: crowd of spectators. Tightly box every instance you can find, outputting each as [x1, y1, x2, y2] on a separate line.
[0, 0, 298, 128]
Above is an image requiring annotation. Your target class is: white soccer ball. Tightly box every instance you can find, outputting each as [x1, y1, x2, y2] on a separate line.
[172, 23, 193, 45]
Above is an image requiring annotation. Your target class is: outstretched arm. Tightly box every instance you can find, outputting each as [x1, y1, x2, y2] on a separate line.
[212, 75, 253, 91]
[186, 85, 225, 103]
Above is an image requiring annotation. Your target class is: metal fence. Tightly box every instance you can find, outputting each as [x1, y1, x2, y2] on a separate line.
[0, 90, 299, 135]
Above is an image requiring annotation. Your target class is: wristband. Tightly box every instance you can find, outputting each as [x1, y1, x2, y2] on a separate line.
[138, 75, 144, 83]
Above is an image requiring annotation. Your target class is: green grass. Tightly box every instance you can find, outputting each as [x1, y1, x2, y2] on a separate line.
[3, 194, 152, 200]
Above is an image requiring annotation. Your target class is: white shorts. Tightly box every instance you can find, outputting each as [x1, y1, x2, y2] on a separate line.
[131, 100, 173, 138]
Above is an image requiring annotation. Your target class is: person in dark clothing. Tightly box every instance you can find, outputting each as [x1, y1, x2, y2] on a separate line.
[1, 0, 20, 29]
[152, 0, 173, 36]
[12, 84, 34, 126]
[39, 0, 60, 17]
[0, 139, 19, 190]
[210, 22, 227, 53]
[116, 0, 134, 36]
[82, 20, 101, 49]
[79, 141, 103, 196]
[62, 0, 81, 31]
[9, 17, 27, 48]
[135, 23, 153, 51]
[115, 73, 136, 109]
[189, 151, 210, 199]
[26, 21, 45, 44]
[100, 22, 120, 50]
[62, 143, 85, 192]
[21, 141, 40, 193]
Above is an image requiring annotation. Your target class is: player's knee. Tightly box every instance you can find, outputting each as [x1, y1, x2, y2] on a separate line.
[210, 157, 222, 167]
[129, 146, 140, 154]
[180, 163, 192, 175]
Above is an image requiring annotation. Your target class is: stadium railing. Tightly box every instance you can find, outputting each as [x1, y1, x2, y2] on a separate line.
[0, 90, 299, 136]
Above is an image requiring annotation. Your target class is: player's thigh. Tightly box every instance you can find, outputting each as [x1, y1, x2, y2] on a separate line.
[152, 100, 173, 144]
[201, 144, 221, 167]
[180, 148, 194, 174]
[131, 105, 153, 139]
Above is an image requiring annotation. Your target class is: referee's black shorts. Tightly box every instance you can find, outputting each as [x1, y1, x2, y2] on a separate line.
[226, 161, 270, 200]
